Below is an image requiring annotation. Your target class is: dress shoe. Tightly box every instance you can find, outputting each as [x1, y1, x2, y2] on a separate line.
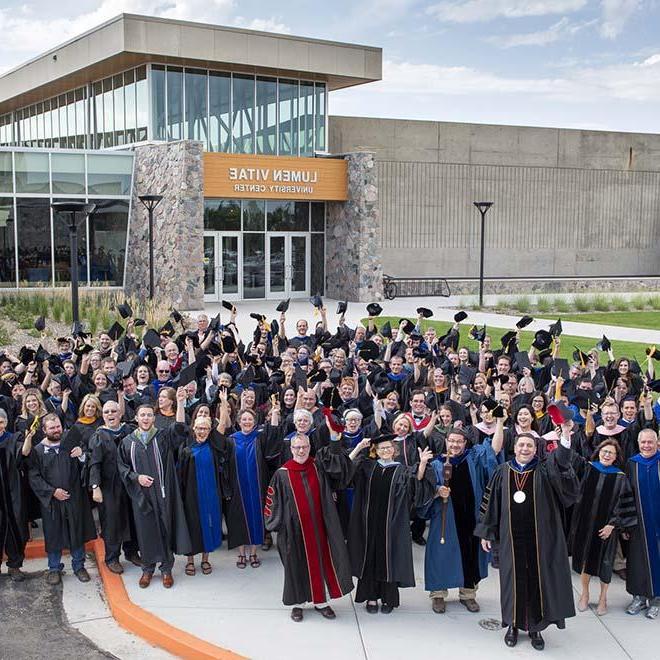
[46, 571, 62, 586]
[380, 604, 394, 614]
[460, 598, 480, 613]
[529, 631, 545, 651]
[106, 561, 124, 574]
[366, 601, 379, 614]
[314, 606, 336, 619]
[626, 595, 648, 615]
[431, 597, 446, 614]
[139, 572, 153, 588]
[291, 607, 303, 622]
[8, 568, 26, 582]
[74, 568, 91, 583]
[504, 625, 518, 647]
[162, 572, 174, 588]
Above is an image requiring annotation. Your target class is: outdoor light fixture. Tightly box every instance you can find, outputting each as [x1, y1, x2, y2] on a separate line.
[51, 202, 97, 334]
[473, 201, 494, 308]
[138, 194, 164, 300]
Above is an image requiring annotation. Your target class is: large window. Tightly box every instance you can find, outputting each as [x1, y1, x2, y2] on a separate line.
[232, 75, 254, 154]
[256, 78, 277, 155]
[278, 80, 298, 156]
[52, 198, 88, 286]
[17, 198, 51, 286]
[167, 67, 184, 141]
[87, 154, 133, 196]
[15, 153, 49, 194]
[209, 72, 231, 153]
[51, 153, 85, 195]
[89, 200, 129, 286]
[0, 153, 12, 193]
[185, 69, 208, 143]
[151, 65, 167, 141]
[0, 197, 15, 287]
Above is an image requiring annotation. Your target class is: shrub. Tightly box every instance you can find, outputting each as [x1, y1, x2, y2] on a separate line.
[574, 296, 591, 312]
[593, 294, 610, 311]
[554, 296, 571, 313]
[536, 297, 551, 314]
[647, 294, 660, 310]
[631, 295, 647, 310]
[514, 296, 532, 313]
[612, 296, 629, 311]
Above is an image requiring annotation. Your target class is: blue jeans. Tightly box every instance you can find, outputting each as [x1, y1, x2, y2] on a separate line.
[47, 546, 85, 573]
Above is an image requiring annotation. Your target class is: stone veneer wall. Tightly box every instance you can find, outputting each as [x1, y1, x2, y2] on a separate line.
[125, 141, 205, 309]
[326, 152, 383, 302]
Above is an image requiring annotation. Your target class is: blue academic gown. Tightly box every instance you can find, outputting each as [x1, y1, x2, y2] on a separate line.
[422, 442, 500, 591]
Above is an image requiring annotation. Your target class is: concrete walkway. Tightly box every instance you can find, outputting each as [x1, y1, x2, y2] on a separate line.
[120, 543, 653, 660]
[200, 296, 660, 345]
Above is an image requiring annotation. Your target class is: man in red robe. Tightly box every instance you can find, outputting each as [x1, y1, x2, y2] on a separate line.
[265, 431, 354, 621]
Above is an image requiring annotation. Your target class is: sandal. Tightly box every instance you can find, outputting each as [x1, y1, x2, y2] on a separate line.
[236, 555, 247, 569]
[249, 554, 261, 568]
[185, 560, 196, 576]
[201, 561, 212, 575]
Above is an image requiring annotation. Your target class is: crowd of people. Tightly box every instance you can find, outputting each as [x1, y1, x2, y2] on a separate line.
[1, 298, 660, 651]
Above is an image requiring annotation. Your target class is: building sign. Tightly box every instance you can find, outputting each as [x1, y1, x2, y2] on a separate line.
[204, 153, 348, 201]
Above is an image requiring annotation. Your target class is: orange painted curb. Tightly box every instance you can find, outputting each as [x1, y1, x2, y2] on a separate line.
[25, 539, 247, 660]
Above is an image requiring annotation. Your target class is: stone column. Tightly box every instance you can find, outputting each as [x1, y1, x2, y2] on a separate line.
[125, 141, 205, 309]
[326, 151, 383, 302]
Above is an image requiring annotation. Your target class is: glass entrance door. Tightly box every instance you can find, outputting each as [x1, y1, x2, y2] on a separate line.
[203, 232, 241, 302]
[266, 233, 309, 298]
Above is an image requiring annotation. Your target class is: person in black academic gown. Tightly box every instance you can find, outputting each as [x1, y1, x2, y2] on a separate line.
[569, 438, 637, 616]
[476, 430, 580, 651]
[265, 426, 354, 622]
[347, 434, 434, 613]
[178, 416, 227, 576]
[88, 399, 141, 574]
[0, 409, 32, 581]
[28, 413, 96, 585]
[117, 390, 191, 589]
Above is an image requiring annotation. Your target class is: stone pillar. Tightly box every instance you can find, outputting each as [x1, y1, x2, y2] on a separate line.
[326, 152, 383, 302]
[125, 141, 205, 309]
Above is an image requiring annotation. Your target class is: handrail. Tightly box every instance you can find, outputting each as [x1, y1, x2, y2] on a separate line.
[382, 274, 451, 300]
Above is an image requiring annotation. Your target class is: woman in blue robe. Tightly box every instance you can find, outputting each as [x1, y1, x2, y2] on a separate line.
[422, 426, 502, 613]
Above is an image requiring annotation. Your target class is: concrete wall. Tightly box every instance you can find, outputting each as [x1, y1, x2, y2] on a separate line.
[330, 116, 660, 280]
[125, 141, 205, 309]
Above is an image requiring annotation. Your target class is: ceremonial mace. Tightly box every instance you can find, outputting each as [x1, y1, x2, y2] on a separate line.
[440, 451, 453, 545]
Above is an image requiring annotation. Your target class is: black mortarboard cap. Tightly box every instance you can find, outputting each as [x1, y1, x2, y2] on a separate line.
[269, 370, 286, 386]
[34, 316, 46, 332]
[208, 314, 221, 332]
[417, 307, 433, 318]
[276, 299, 290, 313]
[367, 303, 383, 317]
[482, 398, 499, 412]
[47, 354, 63, 375]
[336, 301, 347, 315]
[54, 372, 72, 391]
[107, 321, 125, 341]
[310, 295, 323, 309]
[270, 319, 279, 336]
[320, 386, 341, 409]
[134, 318, 146, 327]
[412, 347, 432, 360]
[73, 342, 94, 357]
[159, 320, 175, 337]
[370, 433, 397, 445]
[238, 366, 256, 387]
[117, 302, 133, 319]
[359, 340, 380, 362]
[380, 321, 392, 339]
[648, 379, 660, 393]
[142, 329, 161, 349]
[308, 369, 327, 384]
[501, 331, 517, 349]
[221, 335, 237, 353]
[329, 368, 343, 386]
[458, 364, 477, 386]
[597, 335, 611, 352]
[19, 346, 36, 365]
[222, 300, 236, 312]
[551, 358, 570, 379]
[250, 313, 266, 324]
[454, 310, 468, 323]
[646, 346, 660, 361]
[470, 325, 487, 343]
[492, 404, 506, 419]
[514, 351, 532, 371]
[170, 308, 183, 324]
[549, 319, 563, 337]
[294, 365, 308, 390]
[35, 345, 50, 363]
[532, 329, 553, 351]
[399, 319, 415, 335]
[184, 331, 200, 348]
[175, 362, 198, 387]
[629, 358, 642, 375]
[572, 346, 589, 366]
[516, 315, 534, 329]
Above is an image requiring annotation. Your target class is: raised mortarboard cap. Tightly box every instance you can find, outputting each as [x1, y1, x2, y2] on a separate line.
[551, 358, 570, 379]
[117, 301, 133, 319]
[470, 324, 487, 343]
[269, 370, 286, 386]
[221, 334, 237, 353]
[482, 398, 499, 412]
[320, 386, 341, 410]
[646, 345, 660, 361]
[458, 364, 477, 386]
[134, 318, 146, 327]
[417, 307, 433, 318]
[107, 321, 125, 342]
[174, 362, 198, 387]
[549, 319, 563, 337]
[596, 335, 611, 352]
[310, 295, 323, 309]
[454, 310, 468, 323]
[532, 329, 553, 351]
[275, 298, 290, 313]
[209, 314, 222, 332]
[158, 320, 175, 337]
[270, 319, 279, 336]
[516, 315, 534, 329]
[170, 308, 183, 323]
[572, 346, 589, 366]
[648, 379, 660, 393]
[47, 354, 63, 375]
[399, 319, 415, 335]
[336, 301, 347, 315]
[359, 341, 380, 362]
[34, 316, 46, 332]
[116, 360, 135, 379]
[19, 346, 36, 365]
[308, 369, 328, 384]
[514, 351, 532, 371]
[250, 313, 266, 323]
[221, 300, 236, 312]
[35, 345, 50, 363]
[501, 330, 517, 348]
[380, 321, 392, 339]
[142, 329, 161, 349]
[206, 342, 223, 357]
[367, 303, 383, 317]
[370, 432, 397, 445]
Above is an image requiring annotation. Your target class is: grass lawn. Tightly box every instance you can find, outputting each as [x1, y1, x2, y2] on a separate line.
[543, 311, 660, 331]
[363, 316, 651, 363]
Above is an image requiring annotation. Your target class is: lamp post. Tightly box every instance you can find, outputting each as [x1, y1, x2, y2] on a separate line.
[138, 195, 163, 299]
[51, 202, 97, 334]
[473, 201, 493, 308]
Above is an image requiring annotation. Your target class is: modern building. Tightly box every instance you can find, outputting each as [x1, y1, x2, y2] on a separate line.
[0, 13, 658, 309]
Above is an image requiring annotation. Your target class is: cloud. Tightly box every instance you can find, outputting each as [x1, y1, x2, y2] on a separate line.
[599, 0, 641, 38]
[426, 0, 588, 23]
[231, 16, 291, 34]
[488, 17, 596, 47]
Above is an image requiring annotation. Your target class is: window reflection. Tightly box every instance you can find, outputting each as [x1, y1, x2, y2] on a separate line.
[17, 198, 51, 286]
[0, 197, 15, 287]
[52, 199, 88, 286]
[204, 199, 241, 230]
[186, 69, 208, 145]
[243, 233, 265, 298]
[89, 200, 128, 286]
[233, 74, 254, 154]
[209, 72, 231, 153]
[256, 78, 277, 155]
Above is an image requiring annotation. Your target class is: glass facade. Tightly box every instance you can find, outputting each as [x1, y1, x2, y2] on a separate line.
[0, 64, 327, 156]
[0, 148, 133, 288]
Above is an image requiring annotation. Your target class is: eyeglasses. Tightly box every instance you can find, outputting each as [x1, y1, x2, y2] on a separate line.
[600, 449, 617, 456]
[157, 370, 170, 374]
[291, 445, 310, 452]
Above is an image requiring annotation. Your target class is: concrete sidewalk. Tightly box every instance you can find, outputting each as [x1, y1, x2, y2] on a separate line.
[120, 542, 652, 660]
[200, 296, 660, 345]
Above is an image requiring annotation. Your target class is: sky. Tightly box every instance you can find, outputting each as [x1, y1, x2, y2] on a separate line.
[1, 1, 660, 133]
